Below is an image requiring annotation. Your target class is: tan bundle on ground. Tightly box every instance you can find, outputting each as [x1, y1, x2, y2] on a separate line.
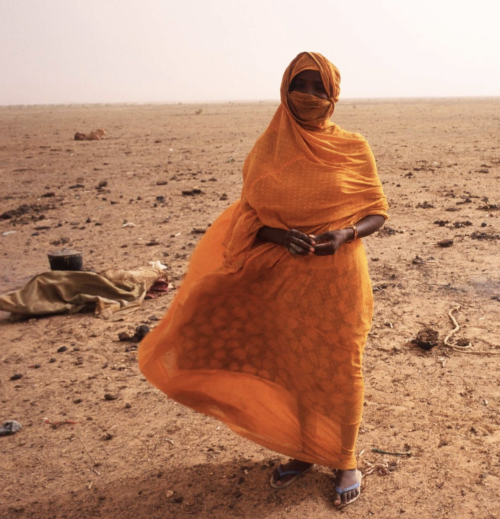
[0, 261, 167, 318]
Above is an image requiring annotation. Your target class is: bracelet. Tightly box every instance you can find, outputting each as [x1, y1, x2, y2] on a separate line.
[345, 224, 358, 244]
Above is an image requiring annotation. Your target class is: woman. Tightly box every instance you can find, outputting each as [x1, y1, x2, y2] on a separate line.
[139, 51, 388, 508]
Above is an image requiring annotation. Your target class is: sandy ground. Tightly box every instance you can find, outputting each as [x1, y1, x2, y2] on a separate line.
[1, 99, 500, 519]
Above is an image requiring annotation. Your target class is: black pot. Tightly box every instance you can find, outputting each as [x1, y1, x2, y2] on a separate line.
[48, 249, 83, 271]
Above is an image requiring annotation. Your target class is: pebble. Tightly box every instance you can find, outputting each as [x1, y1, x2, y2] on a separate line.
[134, 325, 150, 341]
[57, 346, 68, 353]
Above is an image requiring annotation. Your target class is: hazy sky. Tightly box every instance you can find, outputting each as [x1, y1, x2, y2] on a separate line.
[1, 0, 499, 105]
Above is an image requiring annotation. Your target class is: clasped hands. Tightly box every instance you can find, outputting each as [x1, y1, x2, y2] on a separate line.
[284, 228, 352, 257]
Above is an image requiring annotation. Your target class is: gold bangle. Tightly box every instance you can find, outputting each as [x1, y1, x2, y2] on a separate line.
[345, 224, 358, 244]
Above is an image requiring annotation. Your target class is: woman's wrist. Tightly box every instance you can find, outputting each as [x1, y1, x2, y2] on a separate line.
[258, 226, 288, 246]
[341, 227, 355, 244]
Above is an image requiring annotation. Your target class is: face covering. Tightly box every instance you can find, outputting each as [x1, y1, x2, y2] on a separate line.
[288, 91, 333, 124]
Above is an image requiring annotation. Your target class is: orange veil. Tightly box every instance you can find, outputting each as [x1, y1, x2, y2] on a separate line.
[139, 52, 388, 469]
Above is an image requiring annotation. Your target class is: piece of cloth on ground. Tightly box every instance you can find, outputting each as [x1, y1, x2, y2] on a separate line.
[139, 52, 388, 469]
[0, 262, 167, 318]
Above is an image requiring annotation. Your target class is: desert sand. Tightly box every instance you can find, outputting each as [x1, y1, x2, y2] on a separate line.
[1, 98, 500, 518]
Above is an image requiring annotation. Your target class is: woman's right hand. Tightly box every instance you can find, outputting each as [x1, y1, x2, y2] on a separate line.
[284, 229, 316, 256]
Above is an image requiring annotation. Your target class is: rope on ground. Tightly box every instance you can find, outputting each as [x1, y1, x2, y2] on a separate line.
[443, 304, 500, 355]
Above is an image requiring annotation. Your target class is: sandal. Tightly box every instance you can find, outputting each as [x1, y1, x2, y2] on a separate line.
[334, 469, 362, 508]
[269, 464, 313, 489]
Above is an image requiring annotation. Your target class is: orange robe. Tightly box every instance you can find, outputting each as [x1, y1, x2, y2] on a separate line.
[139, 53, 388, 470]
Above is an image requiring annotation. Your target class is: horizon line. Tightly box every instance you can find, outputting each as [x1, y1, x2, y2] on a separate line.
[1, 94, 500, 108]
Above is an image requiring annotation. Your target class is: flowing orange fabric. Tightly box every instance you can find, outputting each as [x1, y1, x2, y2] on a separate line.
[139, 52, 388, 469]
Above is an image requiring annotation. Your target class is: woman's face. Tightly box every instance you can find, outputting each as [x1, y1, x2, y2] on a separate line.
[289, 70, 328, 100]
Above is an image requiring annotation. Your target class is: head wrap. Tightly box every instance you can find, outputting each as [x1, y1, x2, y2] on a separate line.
[280, 52, 341, 131]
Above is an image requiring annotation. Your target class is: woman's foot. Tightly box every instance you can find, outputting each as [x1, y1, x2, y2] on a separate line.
[333, 468, 362, 507]
[270, 459, 314, 489]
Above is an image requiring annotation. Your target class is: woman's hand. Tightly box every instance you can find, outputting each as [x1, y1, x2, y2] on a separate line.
[258, 215, 385, 257]
[310, 229, 351, 256]
[284, 229, 316, 256]
[311, 215, 386, 256]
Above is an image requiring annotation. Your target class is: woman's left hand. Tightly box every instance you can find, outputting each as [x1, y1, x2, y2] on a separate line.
[310, 229, 351, 256]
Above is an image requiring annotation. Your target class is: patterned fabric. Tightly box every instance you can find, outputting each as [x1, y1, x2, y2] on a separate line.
[139, 52, 388, 469]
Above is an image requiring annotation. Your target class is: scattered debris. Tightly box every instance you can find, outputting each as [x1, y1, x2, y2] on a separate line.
[444, 305, 472, 351]
[182, 188, 203, 196]
[453, 221, 472, 228]
[74, 129, 107, 141]
[0, 420, 22, 437]
[10, 374, 23, 381]
[470, 231, 499, 240]
[378, 225, 401, 236]
[416, 201, 434, 209]
[118, 324, 151, 343]
[134, 325, 150, 340]
[50, 237, 70, 246]
[372, 448, 412, 457]
[1, 202, 55, 222]
[43, 418, 78, 429]
[437, 239, 454, 248]
[477, 203, 499, 211]
[412, 327, 439, 350]
[362, 459, 398, 476]
[104, 393, 118, 401]
[412, 255, 425, 265]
